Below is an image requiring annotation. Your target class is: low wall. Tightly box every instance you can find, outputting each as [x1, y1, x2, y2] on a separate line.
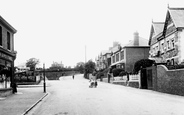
[0, 88, 12, 97]
[127, 81, 139, 88]
[156, 65, 184, 96]
[113, 81, 127, 86]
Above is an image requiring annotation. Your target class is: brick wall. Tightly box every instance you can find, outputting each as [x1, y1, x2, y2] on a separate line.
[125, 47, 150, 72]
[156, 65, 184, 96]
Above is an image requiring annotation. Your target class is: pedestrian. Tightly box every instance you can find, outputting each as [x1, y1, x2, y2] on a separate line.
[72, 74, 74, 79]
[11, 82, 17, 93]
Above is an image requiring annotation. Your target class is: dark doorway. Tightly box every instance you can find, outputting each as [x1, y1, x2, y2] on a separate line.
[140, 68, 147, 89]
[146, 69, 153, 89]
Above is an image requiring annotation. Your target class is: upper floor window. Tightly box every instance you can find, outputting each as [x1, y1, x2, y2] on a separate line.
[120, 51, 124, 60]
[113, 55, 115, 63]
[156, 46, 159, 52]
[116, 53, 119, 62]
[7, 32, 10, 50]
[167, 40, 170, 50]
[161, 43, 164, 53]
[0, 26, 2, 46]
[171, 38, 175, 49]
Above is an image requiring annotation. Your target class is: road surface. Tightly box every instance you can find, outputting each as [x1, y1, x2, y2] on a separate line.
[28, 74, 184, 115]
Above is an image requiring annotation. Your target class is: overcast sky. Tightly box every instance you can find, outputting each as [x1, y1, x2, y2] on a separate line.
[0, 0, 183, 68]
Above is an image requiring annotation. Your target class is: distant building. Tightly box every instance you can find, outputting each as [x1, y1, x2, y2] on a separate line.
[110, 32, 150, 73]
[149, 7, 184, 65]
[0, 15, 17, 90]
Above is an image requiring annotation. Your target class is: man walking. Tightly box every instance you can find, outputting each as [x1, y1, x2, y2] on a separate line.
[72, 74, 75, 79]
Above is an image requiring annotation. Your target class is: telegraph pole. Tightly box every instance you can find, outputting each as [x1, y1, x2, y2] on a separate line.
[43, 63, 46, 93]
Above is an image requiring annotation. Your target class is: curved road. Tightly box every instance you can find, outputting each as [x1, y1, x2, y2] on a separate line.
[28, 74, 184, 115]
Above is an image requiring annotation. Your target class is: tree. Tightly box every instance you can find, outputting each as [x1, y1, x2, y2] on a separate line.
[112, 68, 124, 77]
[133, 59, 155, 73]
[49, 61, 64, 71]
[84, 60, 96, 79]
[26, 58, 40, 71]
[84, 60, 96, 74]
[75, 62, 85, 73]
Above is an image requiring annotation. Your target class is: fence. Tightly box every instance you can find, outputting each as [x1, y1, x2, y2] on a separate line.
[129, 73, 140, 81]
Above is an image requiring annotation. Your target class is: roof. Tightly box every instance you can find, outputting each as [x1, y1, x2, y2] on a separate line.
[168, 7, 184, 28]
[111, 45, 120, 53]
[125, 37, 149, 47]
[0, 15, 17, 33]
[148, 22, 164, 45]
[152, 22, 165, 35]
[101, 50, 111, 56]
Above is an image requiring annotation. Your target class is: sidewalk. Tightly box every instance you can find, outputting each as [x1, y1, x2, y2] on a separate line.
[0, 85, 48, 115]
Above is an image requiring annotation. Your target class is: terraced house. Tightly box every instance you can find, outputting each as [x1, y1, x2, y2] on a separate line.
[149, 7, 184, 65]
[0, 15, 17, 96]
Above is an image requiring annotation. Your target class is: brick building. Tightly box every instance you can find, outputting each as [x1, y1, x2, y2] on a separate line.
[0, 15, 17, 91]
[110, 32, 150, 73]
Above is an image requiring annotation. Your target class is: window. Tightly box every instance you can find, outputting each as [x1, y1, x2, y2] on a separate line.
[167, 40, 170, 50]
[7, 32, 10, 50]
[116, 53, 119, 62]
[161, 43, 164, 53]
[0, 26, 2, 46]
[120, 51, 124, 60]
[156, 46, 159, 52]
[113, 55, 115, 63]
[171, 38, 175, 49]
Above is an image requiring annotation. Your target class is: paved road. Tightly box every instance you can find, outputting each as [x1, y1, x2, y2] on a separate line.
[28, 74, 184, 115]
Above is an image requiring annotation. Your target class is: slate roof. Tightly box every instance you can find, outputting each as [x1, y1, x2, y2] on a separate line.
[148, 22, 164, 45]
[168, 8, 184, 28]
[125, 37, 149, 47]
[111, 45, 120, 53]
[152, 22, 165, 35]
[101, 50, 111, 56]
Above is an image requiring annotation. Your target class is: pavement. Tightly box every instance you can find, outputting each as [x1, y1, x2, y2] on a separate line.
[0, 82, 49, 115]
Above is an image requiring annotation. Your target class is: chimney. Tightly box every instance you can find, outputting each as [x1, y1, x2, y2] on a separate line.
[134, 31, 139, 46]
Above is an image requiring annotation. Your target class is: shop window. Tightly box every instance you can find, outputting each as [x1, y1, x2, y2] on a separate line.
[0, 26, 2, 46]
[7, 32, 10, 50]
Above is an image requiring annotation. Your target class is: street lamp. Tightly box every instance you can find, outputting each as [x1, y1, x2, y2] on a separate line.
[43, 63, 46, 93]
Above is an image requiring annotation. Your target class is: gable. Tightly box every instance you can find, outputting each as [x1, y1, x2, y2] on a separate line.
[149, 22, 164, 45]
[163, 11, 177, 37]
[169, 8, 184, 28]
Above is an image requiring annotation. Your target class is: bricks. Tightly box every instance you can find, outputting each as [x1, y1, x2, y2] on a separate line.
[155, 65, 184, 96]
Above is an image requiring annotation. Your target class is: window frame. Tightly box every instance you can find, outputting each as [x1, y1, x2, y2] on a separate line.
[7, 31, 11, 50]
[0, 26, 2, 46]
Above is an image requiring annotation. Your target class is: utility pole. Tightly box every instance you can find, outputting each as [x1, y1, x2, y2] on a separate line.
[43, 63, 46, 93]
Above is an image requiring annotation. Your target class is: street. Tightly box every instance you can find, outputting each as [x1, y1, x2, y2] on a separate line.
[28, 74, 184, 115]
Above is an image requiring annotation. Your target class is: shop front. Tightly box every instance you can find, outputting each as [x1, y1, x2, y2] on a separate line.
[0, 50, 16, 91]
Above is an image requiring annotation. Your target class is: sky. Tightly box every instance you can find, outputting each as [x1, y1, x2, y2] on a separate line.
[0, 0, 184, 68]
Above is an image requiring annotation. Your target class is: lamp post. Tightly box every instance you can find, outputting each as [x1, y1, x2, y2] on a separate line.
[43, 63, 46, 93]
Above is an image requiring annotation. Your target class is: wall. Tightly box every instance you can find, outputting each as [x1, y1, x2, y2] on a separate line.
[126, 47, 150, 72]
[179, 30, 184, 63]
[0, 88, 12, 97]
[156, 65, 184, 96]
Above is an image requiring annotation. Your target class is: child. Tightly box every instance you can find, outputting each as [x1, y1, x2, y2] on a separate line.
[89, 79, 97, 88]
